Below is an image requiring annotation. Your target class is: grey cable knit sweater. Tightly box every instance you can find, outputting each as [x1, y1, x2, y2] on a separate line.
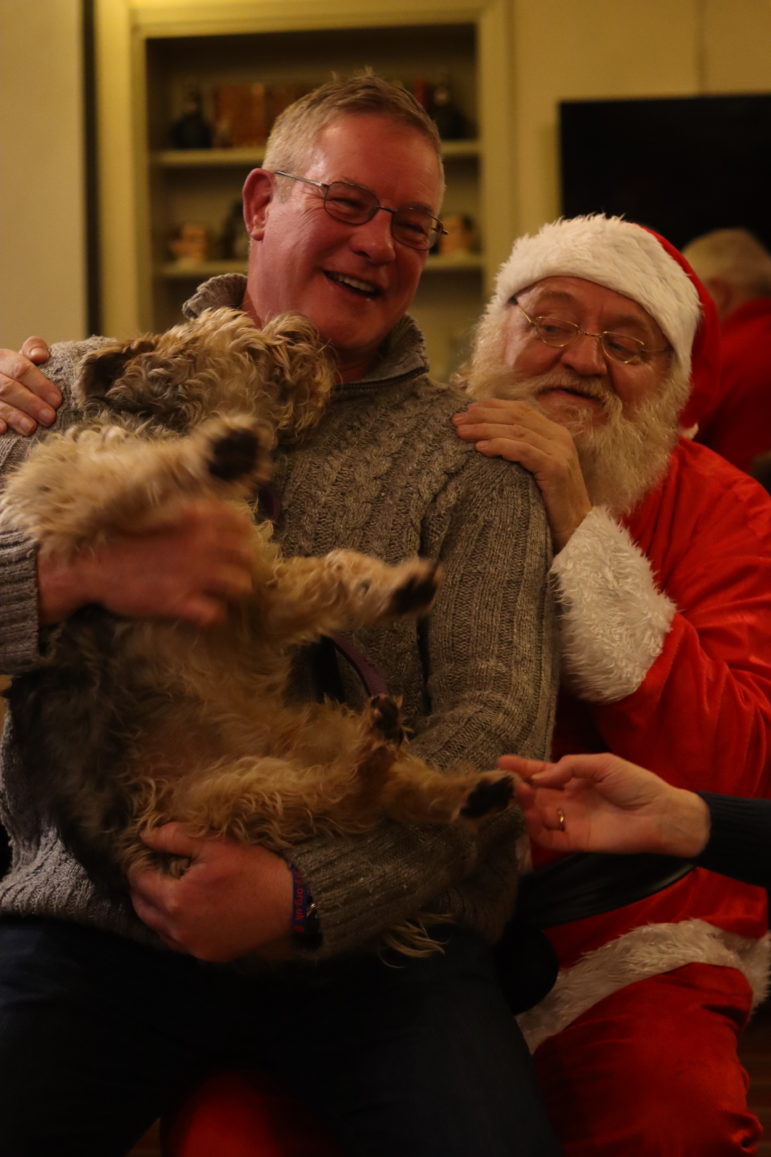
[0, 276, 558, 959]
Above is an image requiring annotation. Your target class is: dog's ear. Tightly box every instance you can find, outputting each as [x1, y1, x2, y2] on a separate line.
[77, 338, 157, 401]
[253, 313, 337, 437]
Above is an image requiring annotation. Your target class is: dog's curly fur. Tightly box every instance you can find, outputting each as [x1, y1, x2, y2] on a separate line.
[0, 308, 513, 949]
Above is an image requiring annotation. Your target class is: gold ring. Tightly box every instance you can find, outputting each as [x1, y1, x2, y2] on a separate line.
[556, 807, 566, 832]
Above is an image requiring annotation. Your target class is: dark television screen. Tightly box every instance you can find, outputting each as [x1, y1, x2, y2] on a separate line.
[559, 93, 771, 251]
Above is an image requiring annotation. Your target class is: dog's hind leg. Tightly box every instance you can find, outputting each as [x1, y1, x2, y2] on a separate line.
[364, 694, 408, 746]
[378, 756, 515, 827]
[330, 695, 410, 824]
[314, 696, 514, 832]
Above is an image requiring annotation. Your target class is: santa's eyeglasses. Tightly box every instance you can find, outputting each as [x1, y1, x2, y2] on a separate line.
[274, 171, 447, 252]
[511, 298, 671, 366]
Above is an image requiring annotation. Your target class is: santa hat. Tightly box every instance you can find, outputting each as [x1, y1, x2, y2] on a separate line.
[490, 215, 721, 429]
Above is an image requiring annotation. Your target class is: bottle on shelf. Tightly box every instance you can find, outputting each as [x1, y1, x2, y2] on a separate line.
[168, 86, 213, 150]
[428, 75, 466, 140]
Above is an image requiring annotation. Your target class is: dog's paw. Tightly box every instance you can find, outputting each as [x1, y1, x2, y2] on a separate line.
[460, 775, 514, 820]
[390, 561, 441, 616]
[368, 694, 407, 744]
[207, 426, 262, 482]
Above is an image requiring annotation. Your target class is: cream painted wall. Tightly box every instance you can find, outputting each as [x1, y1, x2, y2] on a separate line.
[508, 0, 771, 236]
[0, 0, 87, 347]
[1, 0, 768, 350]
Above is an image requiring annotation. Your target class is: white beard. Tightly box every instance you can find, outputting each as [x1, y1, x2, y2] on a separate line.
[463, 332, 690, 517]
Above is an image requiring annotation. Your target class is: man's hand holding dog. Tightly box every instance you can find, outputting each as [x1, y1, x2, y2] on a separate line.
[0, 338, 60, 435]
[37, 499, 256, 628]
[128, 828, 294, 961]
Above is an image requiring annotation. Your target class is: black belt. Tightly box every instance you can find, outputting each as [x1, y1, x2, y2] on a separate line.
[517, 852, 695, 928]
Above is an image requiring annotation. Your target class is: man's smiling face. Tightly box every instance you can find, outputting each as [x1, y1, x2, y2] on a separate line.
[243, 113, 443, 382]
[465, 274, 689, 512]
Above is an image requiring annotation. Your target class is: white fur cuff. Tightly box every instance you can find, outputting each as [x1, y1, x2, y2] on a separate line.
[550, 507, 676, 703]
[517, 921, 770, 1053]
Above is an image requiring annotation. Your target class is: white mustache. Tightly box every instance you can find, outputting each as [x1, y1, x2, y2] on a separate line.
[526, 372, 613, 406]
[484, 370, 622, 428]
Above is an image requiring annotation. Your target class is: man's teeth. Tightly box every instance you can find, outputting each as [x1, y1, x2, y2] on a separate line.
[328, 272, 378, 295]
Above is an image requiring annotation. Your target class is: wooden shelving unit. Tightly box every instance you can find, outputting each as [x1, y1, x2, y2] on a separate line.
[94, 0, 516, 379]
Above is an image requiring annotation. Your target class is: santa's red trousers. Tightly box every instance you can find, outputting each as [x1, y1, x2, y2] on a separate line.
[161, 1069, 341, 1157]
[162, 962, 761, 1155]
[532, 962, 762, 1155]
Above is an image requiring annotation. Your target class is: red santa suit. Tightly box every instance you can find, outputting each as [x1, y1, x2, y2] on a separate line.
[491, 216, 771, 1156]
[697, 297, 771, 473]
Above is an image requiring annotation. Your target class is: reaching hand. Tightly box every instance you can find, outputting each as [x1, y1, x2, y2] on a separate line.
[0, 338, 61, 435]
[453, 399, 592, 549]
[127, 825, 294, 962]
[501, 751, 710, 859]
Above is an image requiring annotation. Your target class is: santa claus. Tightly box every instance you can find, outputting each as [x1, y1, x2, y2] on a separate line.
[454, 213, 771, 1155]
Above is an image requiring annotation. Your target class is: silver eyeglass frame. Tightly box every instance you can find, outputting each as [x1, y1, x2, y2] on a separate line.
[511, 297, 671, 366]
[273, 170, 447, 251]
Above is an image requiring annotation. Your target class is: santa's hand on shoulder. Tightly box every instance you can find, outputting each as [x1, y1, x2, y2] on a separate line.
[453, 398, 592, 549]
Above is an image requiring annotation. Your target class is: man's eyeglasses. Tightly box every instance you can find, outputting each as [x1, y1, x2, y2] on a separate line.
[274, 171, 447, 252]
[512, 298, 671, 366]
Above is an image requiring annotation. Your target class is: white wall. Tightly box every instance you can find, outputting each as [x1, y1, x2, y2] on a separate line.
[0, 0, 88, 347]
[507, 0, 771, 236]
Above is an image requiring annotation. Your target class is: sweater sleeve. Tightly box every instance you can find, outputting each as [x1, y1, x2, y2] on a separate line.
[0, 423, 52, 674]
[0, 339, 101, 674]
[695, 793, 771, 889]
[288, 456, 559, 958]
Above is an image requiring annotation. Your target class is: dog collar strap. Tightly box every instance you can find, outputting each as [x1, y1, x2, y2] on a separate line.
[290, 862, 322, 950]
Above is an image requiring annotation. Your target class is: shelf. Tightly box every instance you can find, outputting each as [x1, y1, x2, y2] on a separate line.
[423, 252, 485, 271]
[440, 140, 481, 160]
[152, 148, 265, 168]
[151, 140, 480, 169]
[157, 252, 485, 279]
[159, 261, 248, 278]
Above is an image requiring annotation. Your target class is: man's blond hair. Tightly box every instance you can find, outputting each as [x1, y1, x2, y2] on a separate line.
[263, 71, 445, 198]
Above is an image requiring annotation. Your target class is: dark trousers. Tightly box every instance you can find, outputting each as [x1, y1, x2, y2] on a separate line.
[0, 916, 561, 1157]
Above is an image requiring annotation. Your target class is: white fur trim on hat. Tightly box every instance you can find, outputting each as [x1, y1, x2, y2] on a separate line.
[492, 215, 701, 379]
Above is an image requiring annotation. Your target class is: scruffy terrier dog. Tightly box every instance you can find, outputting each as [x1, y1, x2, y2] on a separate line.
[1, 307, 513, 947]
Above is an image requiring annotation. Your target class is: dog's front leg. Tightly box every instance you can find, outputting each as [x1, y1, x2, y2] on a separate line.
[0, 418, 267, 555]
[261, 551, 441, 644]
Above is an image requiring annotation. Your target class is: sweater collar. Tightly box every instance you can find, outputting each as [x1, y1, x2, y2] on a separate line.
[182, 273, 429, 394]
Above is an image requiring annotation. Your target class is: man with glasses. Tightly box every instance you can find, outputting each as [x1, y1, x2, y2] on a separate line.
[0, 75, 560, 1156]
[454, 214, 771, 1155]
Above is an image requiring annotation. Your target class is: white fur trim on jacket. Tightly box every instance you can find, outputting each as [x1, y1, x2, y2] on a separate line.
[517, 920, 770, 1053]
[550, 506, 676, 703]
[489, 215, 701, 382]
